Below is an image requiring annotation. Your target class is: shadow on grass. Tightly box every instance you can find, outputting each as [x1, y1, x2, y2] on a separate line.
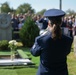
[0, 65, 38, 69]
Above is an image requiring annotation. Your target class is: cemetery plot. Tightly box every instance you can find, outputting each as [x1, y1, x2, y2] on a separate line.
[0, 50, 34, 66]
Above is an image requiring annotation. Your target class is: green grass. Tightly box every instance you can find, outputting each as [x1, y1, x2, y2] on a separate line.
[17, 49, 29, 59]
[0, 48, 76, 75]
[0, 67, 37, 75]
[67, 52, 76, 75]
[0, 51, 10, 55]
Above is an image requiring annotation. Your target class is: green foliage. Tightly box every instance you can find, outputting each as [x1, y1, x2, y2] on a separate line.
[0, 48, 75, 75]
[66, 9, 76, 16]
[17, 49, 29, 59]
[1, 2, 11, 13]
[16, 3, 35, 14]
[0, 40, 8, 50]
[19, 16, 39, 47]
[36, 9, 46, 15]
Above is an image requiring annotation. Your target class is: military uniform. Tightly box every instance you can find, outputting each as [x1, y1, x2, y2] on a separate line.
[30, 9, 73, 75]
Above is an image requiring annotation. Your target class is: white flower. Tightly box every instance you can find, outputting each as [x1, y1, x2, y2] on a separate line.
[14, 42, 18, 46]
[9, 40, 17, 45]
[8, 40, 23, 49]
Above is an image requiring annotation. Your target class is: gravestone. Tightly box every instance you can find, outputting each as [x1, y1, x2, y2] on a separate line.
[0, 13, 12, 41]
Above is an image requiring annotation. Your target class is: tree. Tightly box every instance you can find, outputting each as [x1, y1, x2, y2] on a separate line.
[36, 9, 46, 15]
[19, 16, 39, 47]
[1, 2, 11, 13]
[66, 9, 76, 16]
[10, 7, 16, 13]
[16, 3, 35, 14]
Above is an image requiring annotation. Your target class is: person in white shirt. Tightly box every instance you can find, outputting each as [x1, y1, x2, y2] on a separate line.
[18, 20, 24, 30]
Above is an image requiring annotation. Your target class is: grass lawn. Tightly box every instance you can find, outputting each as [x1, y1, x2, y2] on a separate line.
[0, 48, 76, 75]
[67, 52, 76, 75]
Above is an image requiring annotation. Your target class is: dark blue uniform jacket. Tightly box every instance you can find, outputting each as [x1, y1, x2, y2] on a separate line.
[31, 33, 73, 75]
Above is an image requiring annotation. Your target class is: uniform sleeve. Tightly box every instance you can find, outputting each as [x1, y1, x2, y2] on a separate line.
[30, 37, 42, 56]
[66, 38, 73, 55]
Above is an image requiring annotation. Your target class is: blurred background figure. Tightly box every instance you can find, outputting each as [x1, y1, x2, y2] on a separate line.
[73, 16, 76, 55]
[38, 16, 48, 35]
[18, 20, 24, 30]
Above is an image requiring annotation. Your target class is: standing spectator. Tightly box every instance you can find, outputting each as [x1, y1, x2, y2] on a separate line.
[11, 14, 19, 39]
[35, 15, 43, 35]
[67, 17, 73, 38]
[11, 14, 18, 31]
[18, 20, 24, 30]
[61, 17, 69, 36]
[33, 14, 47, 35]
[73, 17, 76, 55]
[61, 17, 67, 27]
[35, 15, 43, 30]
[38, 16, 48, 35]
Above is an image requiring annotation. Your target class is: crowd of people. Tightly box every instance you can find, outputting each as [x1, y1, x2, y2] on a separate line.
[9, 12, 76, 39]
[61, 15, 76, 38]
[11, 13, 26, 31]
[35, 14, 76, 37]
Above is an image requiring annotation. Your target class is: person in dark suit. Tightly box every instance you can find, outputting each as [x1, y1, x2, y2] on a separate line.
[39, 17, 48, 30]
[38, 17, 48, 35]
[30, 9, 73, 75]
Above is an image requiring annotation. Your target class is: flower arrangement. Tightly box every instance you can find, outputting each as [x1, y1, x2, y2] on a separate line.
[8, 40, 23, 60]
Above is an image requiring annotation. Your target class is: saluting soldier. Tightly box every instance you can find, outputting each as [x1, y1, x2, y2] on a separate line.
[30, 9, 73, 75]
